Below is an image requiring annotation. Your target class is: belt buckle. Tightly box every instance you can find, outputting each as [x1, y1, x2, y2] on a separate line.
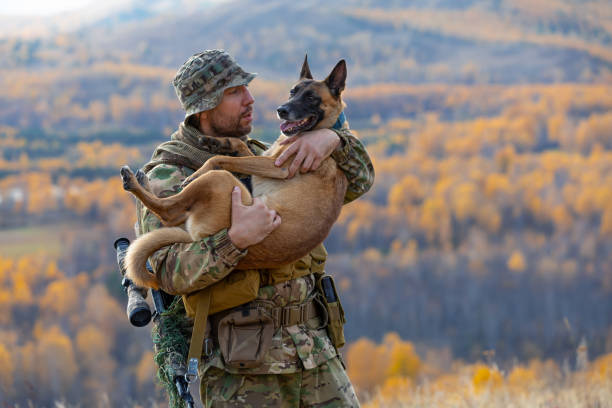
[278, 301, 313, 327]
[185, 357, 199, 384]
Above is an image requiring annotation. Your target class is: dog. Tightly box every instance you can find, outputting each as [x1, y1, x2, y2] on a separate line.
[121, 57, 349, 289]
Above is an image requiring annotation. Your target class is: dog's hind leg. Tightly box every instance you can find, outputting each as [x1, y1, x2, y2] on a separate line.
[135, 169, 151, 191]
[121, 166, 192, 225]
[183, 170, 253, 239]
[122, 166, 251, 230]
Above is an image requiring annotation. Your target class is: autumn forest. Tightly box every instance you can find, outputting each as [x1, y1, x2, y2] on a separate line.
[1, 0, 612, 406]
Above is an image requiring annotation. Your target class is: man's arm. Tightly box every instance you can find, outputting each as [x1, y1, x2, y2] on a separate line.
[330, 127, 375, 204]
[138, 164, 247, 295]
[275, 127, 375, 204]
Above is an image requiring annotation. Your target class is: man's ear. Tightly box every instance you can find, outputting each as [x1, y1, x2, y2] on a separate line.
[193, 111, 208, 130]
[324, 59, 346, 97]
[300, 54, 313, 80]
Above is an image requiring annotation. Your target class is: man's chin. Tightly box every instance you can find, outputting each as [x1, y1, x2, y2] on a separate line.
[238, 124, 252, 137]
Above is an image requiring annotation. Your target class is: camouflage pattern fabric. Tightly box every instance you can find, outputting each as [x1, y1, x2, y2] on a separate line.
[203, 273, 338, 375]
[139, 162, 247, 295]
[138, 123, 374, 297]
[173, 50, 256, 117]
[201, 357, 359, 407]
[137, 121, 373, 406]
[330, 127, 375, 204]
[151, 297, 193, 408]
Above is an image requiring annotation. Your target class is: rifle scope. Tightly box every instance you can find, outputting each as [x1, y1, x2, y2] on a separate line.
[114, 237, 152, 327]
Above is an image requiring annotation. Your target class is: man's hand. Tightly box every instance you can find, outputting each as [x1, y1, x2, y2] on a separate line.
[275, 129, 341, 178]
[228, 187, 281, 249]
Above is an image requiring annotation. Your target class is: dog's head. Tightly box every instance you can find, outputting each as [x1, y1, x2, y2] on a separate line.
[277, 56, 346, 136]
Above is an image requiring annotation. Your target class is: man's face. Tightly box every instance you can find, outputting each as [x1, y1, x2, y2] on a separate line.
[206, 85, 254, 138]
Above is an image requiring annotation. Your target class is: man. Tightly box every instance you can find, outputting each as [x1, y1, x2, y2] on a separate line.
[138, 50, 374, 407]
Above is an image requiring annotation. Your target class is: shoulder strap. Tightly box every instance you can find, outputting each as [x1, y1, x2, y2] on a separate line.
[184, 289, 212, 383]
[246, 138, 268, 153]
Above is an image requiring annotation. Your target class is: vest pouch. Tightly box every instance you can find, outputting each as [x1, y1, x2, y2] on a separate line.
[216, 305, 274, 369]
[316, 275, 346, 349]
[310, 244, 328, 275]
[183, 269, 260, 318]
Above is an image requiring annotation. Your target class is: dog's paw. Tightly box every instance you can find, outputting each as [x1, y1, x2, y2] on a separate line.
[135, 169, 150, 189]
[120, 166, 134, 190]
[180, 176, 195, 189]
[199, 136, 221, 152]
[199, 136, 236, 155]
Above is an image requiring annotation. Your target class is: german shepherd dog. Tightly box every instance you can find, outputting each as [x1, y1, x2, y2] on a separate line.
[120, 57, 348, 289]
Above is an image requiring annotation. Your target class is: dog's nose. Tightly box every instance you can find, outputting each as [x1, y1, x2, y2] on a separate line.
[277, 106, 289, 119]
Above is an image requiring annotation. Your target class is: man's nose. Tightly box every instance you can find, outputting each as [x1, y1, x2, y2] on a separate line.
[243, 87, 254, 105]
[277, 106, 289, 118]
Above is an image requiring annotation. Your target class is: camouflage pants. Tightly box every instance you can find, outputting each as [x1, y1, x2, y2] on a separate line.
[200, 357, 360, 407]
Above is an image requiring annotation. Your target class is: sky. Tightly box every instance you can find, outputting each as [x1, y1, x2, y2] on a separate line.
[0, 0, 228, 16]
[0, 0, 98, 16]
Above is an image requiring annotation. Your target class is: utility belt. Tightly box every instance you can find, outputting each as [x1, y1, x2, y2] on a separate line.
[206, 294, 326, 370]
[181, 247, 346, 382]
[255, 296, 325, 329]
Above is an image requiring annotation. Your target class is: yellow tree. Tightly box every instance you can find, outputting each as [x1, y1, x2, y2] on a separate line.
[35, 325, 78, 393]
[0, 343, 14, 396]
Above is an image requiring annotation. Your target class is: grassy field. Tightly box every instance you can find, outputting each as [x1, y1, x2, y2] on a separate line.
[0, 223, 86, 258]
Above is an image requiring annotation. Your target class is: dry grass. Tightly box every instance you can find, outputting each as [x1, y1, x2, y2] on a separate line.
[363, 375, 612, 408]
[32, 375, 612, 407]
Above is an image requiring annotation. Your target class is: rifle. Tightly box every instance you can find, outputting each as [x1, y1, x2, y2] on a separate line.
[114, 237, 195, 408]
[114, 237, 152, 326]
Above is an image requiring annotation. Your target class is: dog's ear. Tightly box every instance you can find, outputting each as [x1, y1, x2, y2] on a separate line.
[324, 59, 346, 98]
[300, 54, 313, 80]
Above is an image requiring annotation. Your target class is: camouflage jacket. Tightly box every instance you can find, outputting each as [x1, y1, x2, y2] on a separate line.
[138, 124, 374, 374]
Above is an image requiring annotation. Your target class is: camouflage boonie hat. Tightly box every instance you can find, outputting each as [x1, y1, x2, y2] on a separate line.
[173, 49, 256, 117]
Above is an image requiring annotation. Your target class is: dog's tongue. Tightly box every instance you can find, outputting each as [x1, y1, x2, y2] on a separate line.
[280, 121, 297, 133]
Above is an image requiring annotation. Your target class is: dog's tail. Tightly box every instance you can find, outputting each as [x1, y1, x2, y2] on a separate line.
[126, 227, 193, 289]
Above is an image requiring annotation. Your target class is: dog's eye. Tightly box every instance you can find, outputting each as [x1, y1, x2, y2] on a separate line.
[289, 89, 296, 96]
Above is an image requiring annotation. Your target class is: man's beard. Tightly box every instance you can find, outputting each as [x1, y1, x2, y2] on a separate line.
[209, 110, 252, 138]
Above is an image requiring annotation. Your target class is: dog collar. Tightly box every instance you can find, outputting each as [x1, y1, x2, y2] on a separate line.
[332, 111, 346, 130]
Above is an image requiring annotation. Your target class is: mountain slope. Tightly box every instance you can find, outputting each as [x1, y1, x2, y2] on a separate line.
[1, 0, 610, 84]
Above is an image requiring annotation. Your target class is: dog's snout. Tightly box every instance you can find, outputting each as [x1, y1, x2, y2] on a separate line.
[277, 106, 289, 119]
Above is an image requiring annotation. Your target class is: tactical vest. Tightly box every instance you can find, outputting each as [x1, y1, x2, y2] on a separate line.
[140, 137, 327, 315]
[139, 137, 333, 374]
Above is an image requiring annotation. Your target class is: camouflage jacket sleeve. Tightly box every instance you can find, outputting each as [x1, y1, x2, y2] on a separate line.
[330, 127, 375, 204]
[137, 163, 247, 295]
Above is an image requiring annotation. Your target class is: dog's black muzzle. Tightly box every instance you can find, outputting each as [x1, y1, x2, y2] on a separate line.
[277, 105, 290, 120]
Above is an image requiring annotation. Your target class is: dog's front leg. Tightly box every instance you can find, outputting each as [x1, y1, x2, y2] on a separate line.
[205, 156, 289, 180]
[180, 159, 221, 188]
[182, 156, 289, 188]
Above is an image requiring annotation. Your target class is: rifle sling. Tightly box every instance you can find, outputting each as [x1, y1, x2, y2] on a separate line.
[186, 289, 212, 380]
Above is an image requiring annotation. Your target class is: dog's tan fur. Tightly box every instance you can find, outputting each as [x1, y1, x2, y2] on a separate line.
[122, 59, 349, 289]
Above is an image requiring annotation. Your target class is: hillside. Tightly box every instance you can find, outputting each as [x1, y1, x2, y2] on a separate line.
[1, 0, 611, 84]
[1, 1, 612, 406]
